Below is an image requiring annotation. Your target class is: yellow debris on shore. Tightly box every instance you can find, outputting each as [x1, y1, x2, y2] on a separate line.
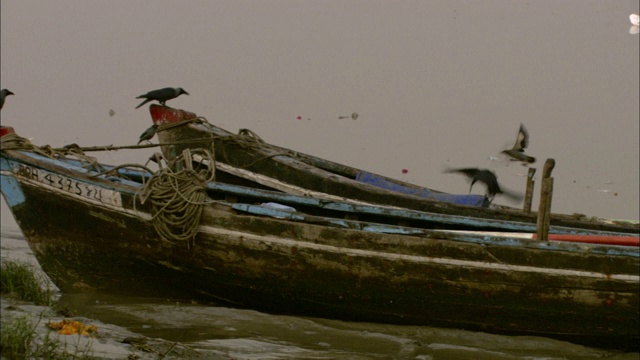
[46, 319, 97, 336]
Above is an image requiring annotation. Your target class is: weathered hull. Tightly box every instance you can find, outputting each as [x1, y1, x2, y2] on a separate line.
[150, 106, 639, 235]
[1, 150, 638, 350]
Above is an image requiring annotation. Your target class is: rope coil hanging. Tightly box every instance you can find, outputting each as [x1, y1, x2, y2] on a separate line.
[138, 148, 215, 247]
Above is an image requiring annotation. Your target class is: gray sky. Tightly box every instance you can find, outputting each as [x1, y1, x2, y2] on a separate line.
[1, 0, 638, 225]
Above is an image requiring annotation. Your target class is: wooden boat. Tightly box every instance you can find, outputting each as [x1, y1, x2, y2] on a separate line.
[148, 105, 639, 235]
[1, 128, 638, 351]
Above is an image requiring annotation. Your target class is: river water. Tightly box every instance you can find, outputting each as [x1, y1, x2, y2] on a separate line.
[1, 227, 637, 359]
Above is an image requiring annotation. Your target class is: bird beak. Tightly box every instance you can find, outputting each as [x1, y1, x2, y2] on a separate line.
[7, 91, 14, 96]
[183, 90, 189, 96]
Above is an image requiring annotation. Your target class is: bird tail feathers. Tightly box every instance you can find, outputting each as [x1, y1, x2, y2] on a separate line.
[135, 99, 150, 109]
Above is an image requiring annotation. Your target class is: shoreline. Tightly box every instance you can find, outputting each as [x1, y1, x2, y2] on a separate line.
[1, 296, 219, 359]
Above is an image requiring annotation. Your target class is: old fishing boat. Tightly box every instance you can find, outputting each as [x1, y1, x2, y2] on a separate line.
[148, 105, 639, 235]
[1, 126, 638, 350]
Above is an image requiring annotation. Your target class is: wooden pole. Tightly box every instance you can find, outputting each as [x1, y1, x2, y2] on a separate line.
[536, 159, 555, 241]
[523, 167, 536, 213]
[541, 177, 554, 239]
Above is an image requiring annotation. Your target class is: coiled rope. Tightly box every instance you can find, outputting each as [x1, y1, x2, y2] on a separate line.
[2, 119, 299, 247]
[2, 132, 215, 246]
[137, 148, 215, 247]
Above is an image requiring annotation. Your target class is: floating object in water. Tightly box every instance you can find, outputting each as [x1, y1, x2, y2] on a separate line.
[402, 169, 408, 174]
[108, 109, 115, 117]
[339, 112, 359, 120]
[630, 14, 639, 34]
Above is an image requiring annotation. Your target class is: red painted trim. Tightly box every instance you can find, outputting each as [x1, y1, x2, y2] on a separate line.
[0, 126, 15, 137]
[150, 105, 197, 126]
[532, 234, 640, 246]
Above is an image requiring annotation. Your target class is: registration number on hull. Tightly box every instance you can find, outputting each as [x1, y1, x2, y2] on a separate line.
[14, 164, 122, 207]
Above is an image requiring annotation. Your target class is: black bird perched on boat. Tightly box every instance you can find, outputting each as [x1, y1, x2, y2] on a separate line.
[501, 124, 535, 164]
[135, 87, 189, 109]
[1, 89, 14, 109]
[445, 167, 523, 202]
[137, 124, 158, 144]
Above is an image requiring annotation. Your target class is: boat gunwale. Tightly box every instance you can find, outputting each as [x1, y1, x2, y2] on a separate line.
[2, 149, 638, 261]
[161, 117, 639, 233]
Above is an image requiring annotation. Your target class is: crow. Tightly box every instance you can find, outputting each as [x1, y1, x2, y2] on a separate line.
[501, 124, 535, 163]
[1, 89, 14, 109]
[137, 124, 158, 144]
[445, 167, 523, 202]
[135, 87, 188, 109]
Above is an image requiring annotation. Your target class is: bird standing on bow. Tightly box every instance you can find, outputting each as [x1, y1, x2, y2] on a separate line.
[501, 124, 535, 164]
[445, 167, 523, 202]
[1, 89, 14, 110]
[137, 124, 158, 144]
[135, 87, 189, 109]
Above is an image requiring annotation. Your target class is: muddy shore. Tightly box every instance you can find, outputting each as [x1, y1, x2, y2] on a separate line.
[1, 296, 225, 359]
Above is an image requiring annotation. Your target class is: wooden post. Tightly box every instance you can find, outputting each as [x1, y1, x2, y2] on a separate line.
[536, 159, 555, 241]
[523, 167, 536, 213]
[167, 145, 182, 171]
[541, 177, 554, 238]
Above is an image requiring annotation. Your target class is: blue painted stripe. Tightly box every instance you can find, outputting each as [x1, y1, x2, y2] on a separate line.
[231, 201, 639, 258]
[356, 170, 488, 207]
[0, 158, 26, 207]
[112, 164, 634, 237]
[7, 152, 636, 239]
[207, 181, 633, 237]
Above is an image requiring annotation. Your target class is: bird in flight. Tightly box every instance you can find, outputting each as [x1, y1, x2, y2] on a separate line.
[445, 167, 523, 202]
[501, 124, 535, 164]
[135, 87, 189, 109]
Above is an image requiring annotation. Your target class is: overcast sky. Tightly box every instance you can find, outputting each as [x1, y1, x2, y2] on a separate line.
[1, 1, 638, 225]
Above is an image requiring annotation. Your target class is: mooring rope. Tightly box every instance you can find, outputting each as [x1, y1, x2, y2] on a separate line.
[1, 119, 295, 247]
[137, 148, 216, 247]
[2, 132, 215, 246]
[0, 133, 109, 172]
[1, 133, 62, 157]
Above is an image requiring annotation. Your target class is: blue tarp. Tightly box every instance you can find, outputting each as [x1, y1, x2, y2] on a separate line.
[355, 171, 488, 207]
